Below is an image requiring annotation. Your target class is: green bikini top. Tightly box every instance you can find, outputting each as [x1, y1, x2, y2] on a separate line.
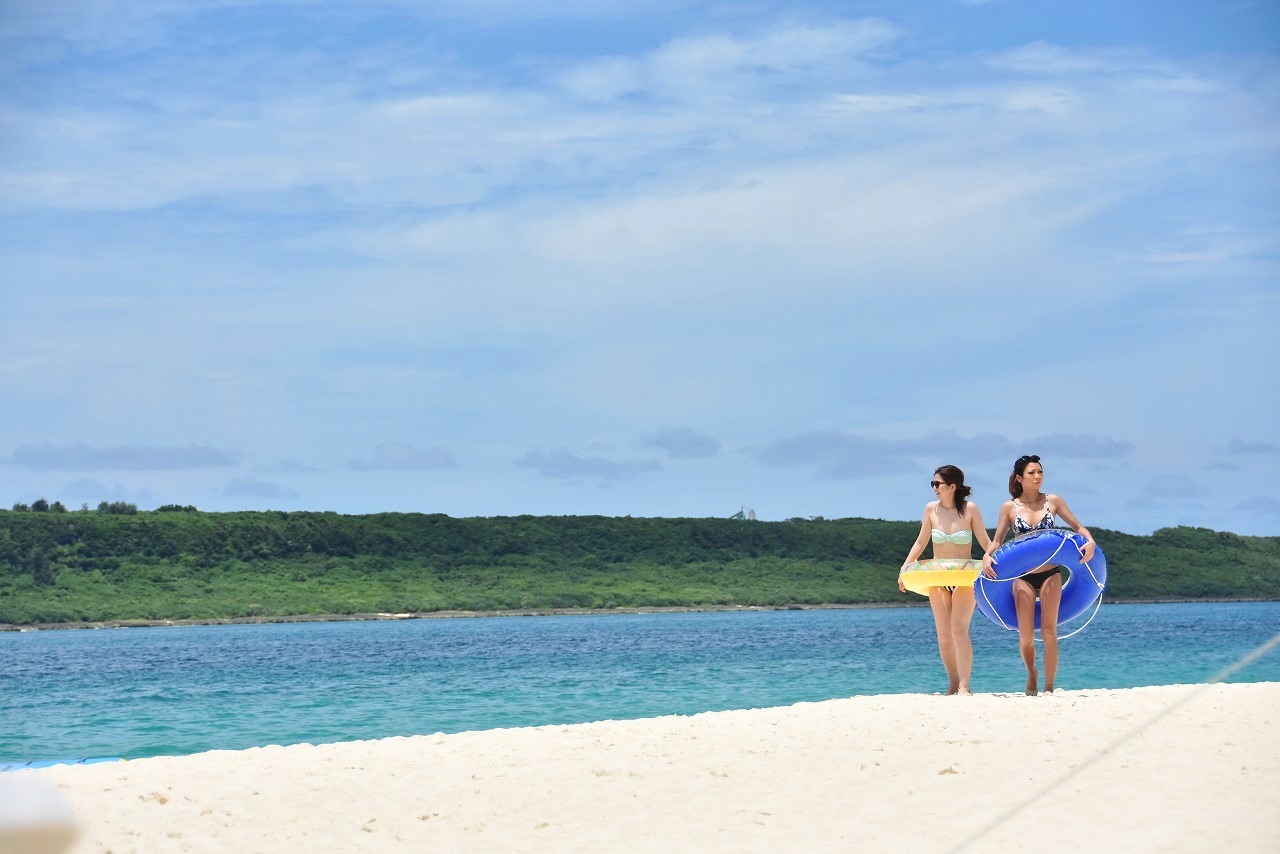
[931, 528, 973, 545]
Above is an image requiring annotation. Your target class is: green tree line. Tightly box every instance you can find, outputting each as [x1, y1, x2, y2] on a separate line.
[0, 510, 1275, 625]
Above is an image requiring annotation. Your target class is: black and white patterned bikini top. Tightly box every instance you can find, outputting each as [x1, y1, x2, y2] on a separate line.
[1012, 499, 1055, 534]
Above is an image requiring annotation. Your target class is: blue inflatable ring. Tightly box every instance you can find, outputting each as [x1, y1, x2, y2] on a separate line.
[975, 528, 1107, 633]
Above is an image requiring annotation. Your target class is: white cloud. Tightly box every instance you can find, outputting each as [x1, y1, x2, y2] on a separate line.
[828, 85, 1078, 115]
[223, 476, 298, 499]
[349, 443, 458, 471]
[57, 478, 150, 504]
[1232, 496, 1280, 518]
[755, 430, 1134, 480]
[1147, 474, 1208, 499]
[639, 427, 721, 458]
[1140, 230, 1277, 264]
[260, 460, 322, 473]
[1228, 439, 1280, 455]
[557, 20, 899, 102]
[516, 448, 660, 482]
[1035, 435, 1135, 459]
[0, 6, 1275, 533]
[986, 42, 1156, 75]
[7, 444, 237, 471]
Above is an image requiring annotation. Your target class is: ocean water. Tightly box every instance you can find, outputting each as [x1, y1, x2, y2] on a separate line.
[1, 602, 1276, 762]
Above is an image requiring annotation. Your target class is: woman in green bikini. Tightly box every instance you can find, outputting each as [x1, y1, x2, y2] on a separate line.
[899, 465, 993, 695]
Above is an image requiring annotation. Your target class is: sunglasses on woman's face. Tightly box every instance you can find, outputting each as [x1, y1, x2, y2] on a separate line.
[930, 480, 948, 489]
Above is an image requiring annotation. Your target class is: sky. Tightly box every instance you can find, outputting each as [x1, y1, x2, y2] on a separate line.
[1, 0, 1278, 535]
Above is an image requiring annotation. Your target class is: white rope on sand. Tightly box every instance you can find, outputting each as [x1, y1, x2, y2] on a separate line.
[950, 629, 1280, 853]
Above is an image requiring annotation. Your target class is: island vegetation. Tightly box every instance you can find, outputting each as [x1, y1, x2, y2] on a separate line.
[1, 507, 1276, 626]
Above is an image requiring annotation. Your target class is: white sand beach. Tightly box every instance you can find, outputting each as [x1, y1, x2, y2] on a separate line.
[12, 682, 1279, 853]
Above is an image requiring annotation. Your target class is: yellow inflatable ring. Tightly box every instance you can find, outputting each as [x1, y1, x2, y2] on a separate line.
[899, 559, 981, 595]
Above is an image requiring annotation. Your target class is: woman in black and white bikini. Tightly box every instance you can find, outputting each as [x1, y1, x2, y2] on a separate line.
[983, 454, 1097, 696]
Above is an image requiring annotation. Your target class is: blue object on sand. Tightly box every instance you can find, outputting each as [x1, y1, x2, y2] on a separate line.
[975, 528, 1107, 637]
[0, 758, 121, 772]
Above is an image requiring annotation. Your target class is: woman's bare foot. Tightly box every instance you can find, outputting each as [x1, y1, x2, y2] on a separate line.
[945, 685, 959, 696]
[957, 684, 972, 696]
[1025, 669, 1038, 696]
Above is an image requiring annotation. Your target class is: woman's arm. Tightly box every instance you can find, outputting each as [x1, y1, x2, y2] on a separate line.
[1050, 494, 1096, 561]
[969, 503, 994, 554]
[901, 504, 933, 567]
[899, 505, 934, 592]
[981, 501, 1012, 577]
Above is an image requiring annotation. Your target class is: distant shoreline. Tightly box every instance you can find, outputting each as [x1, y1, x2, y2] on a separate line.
[3, 597, 1276, 632]
[5, 515, 1276, 625]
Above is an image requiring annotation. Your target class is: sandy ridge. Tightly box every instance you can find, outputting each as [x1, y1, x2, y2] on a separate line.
[14, 682, 1276, 853]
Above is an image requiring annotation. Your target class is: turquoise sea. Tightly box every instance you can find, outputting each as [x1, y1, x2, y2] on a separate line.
[1, 602, 1277, 763]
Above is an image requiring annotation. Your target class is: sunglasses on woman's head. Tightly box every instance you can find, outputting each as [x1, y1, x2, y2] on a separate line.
[1018, 455, 1040, 464]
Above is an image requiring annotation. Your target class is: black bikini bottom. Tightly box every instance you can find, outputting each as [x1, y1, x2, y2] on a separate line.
[1021, 567, 1064, 594]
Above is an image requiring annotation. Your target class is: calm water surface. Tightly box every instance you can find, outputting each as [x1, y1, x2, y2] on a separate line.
[1, 602, 1276, 761]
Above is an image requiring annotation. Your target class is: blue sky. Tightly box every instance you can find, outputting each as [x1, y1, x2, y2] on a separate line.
[2, 0, 1278, 535]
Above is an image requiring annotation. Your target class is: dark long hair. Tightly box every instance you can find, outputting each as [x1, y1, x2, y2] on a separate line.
[1008, 454, 1041, 499]
[934, 464, 972, 518]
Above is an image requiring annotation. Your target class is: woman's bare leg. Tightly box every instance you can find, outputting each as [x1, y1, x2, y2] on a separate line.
[1039, 572, 1063, 693]
[1012, 578, 1038, 695]
[928, 588, 959, 694]
[949, 587, 977, 695]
